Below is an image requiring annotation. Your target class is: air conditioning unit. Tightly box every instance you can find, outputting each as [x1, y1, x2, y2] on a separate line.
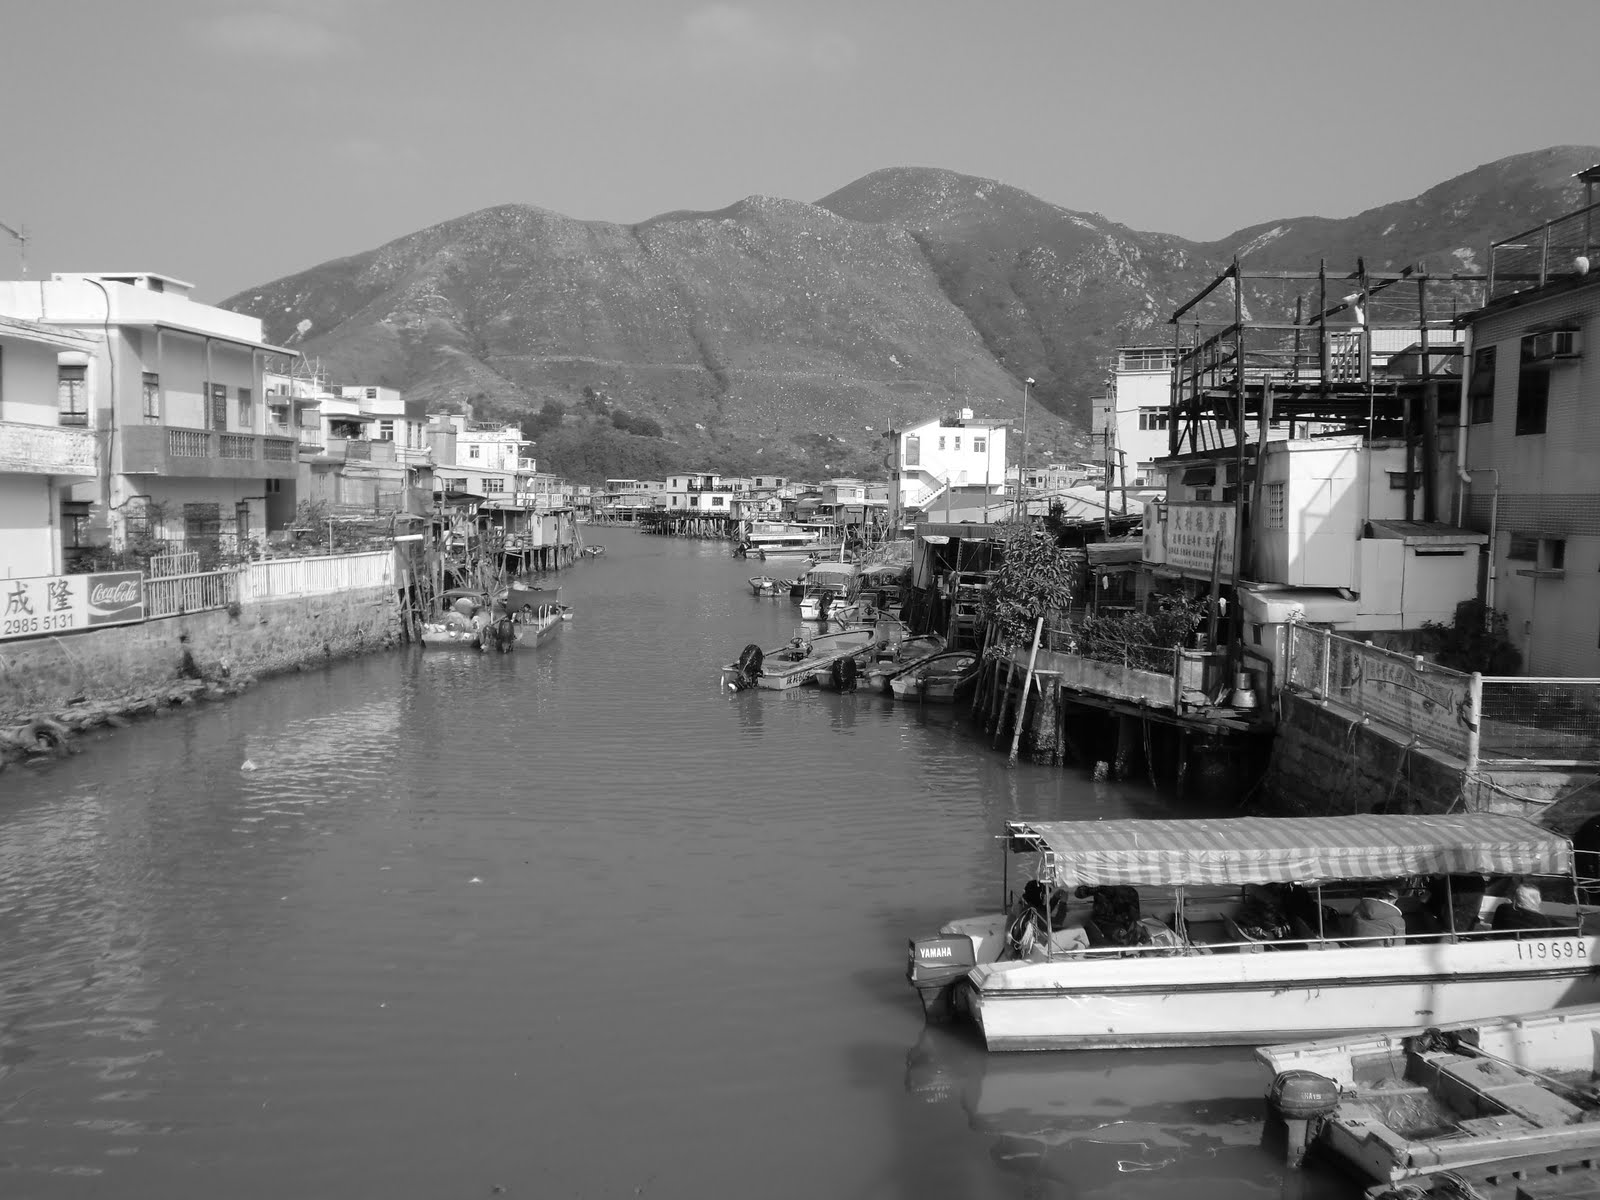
[1529, 329, 1583, 361]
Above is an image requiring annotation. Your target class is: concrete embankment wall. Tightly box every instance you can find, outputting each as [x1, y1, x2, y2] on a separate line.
[1257, 690, 1592, 818]
[0, 586, 401, 721]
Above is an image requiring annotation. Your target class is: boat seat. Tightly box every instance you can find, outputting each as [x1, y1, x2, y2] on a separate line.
[1416, 1052, 1586, 1129]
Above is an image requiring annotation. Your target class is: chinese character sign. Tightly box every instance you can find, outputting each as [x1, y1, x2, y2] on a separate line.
[0, 571, 144, 641]
[1160, 504, 1236, 576]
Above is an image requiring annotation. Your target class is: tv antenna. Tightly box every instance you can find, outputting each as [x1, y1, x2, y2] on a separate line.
[0, 218, 29, 276]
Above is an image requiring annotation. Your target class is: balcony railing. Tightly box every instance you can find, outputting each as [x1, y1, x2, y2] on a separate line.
[1489, 201, 1600, 302]
[0, 420, 99, 475]
[120, 426, 297, 479]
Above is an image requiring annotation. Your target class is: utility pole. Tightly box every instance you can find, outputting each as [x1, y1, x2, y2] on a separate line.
[0, 218, 29, 276]
[1015, 376, 1034, 522]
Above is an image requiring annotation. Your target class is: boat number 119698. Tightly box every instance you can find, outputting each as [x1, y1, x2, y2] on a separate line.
[1514, 940, 1588, 960]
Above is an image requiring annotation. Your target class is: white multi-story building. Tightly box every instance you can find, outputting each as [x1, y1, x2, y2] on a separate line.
[665, 471, 742, 515]
[0, 272, 297, 558]
[1094, 346, 1176, 489]
[0, 317, 101, 576]
[895, 411, 1008, 511]
[429, 414, 529, 473]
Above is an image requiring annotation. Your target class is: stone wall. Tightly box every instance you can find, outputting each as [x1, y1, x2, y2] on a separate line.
[1261, 690, 1472, 816]
[0, 586, 400, 720]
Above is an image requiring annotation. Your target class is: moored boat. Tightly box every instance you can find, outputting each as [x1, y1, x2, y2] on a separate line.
[720, 626, 878, 691]
[420, 589, 562, 651]
[862, 633, 945, 693]
[1260, 1006, 1600, 1189]
[886, 650, 980, 701]
[907, 813, 1600, 1052]
[747, 575, 796, 597]
[797, 561, 861, 622]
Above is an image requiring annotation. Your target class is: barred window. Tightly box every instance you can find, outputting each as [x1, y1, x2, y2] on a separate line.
[1264, 482, 1286, 530]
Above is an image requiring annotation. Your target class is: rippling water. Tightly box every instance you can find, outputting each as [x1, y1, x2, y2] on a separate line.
[0, 531, 1354, 1198]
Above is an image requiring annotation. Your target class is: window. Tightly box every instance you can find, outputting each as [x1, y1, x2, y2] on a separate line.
[58, 364, 88, 425]
[1192, 488, 1212, 501]
[209, 383, 227, 430]
[365, 387, 377, 400]
[1138, 406, 1169, 431]
[938, 436, 946, 451]
[377, 419, 394, 441]
[973, 436, 986, 454]
[711, 495, 725, 507]
[469, 445, 480, 458]
[1516, 336, 1551, 435]
[237, 386, 253, 428]
[61, 500, 91, 548]
[690, 495, 700, 508]
[235, 502, 251, 545]
[484, 478, 505, 493]
[1469, 345, 1496, 424]
[1545, 539, 1566, 571]
[954, 436, 961, 451]
[142, 372, 160, 424]
[905, 436, 920, 467]
[1507, 533, 1538, 562]
[1388, 471, 1417, 491]
[1264, 482, 1286, 529]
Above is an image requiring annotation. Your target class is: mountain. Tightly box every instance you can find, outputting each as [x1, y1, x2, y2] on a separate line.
[223, 146, 1599, 479]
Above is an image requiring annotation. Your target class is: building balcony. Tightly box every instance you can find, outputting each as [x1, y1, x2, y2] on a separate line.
[0, 420, 100, 476]
[119, 425, 298, 480]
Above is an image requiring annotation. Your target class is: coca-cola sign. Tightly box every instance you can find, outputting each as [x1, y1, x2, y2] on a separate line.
[87, 573, 145, 622]
[2, 569, 146, 642]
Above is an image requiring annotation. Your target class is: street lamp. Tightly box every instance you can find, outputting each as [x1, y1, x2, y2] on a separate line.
[1016, 377, 1034, 521]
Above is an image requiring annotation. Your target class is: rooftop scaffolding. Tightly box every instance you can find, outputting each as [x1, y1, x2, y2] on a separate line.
[1166, 259, 1488, 465]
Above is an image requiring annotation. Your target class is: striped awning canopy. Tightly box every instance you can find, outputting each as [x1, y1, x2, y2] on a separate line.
[1007, 813, 1571, 888]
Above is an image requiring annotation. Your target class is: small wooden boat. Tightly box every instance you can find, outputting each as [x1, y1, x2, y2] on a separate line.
[1261, 1006, 1600, 1190]
[747, 576, 796, 597]
[420, 590, 562, 651]
[887, 650, 980, 702]
[720, 626, 878, 691]
[863, 634, 945, 693]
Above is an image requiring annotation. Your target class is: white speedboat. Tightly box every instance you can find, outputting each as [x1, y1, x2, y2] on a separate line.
[908, 813, 1600, 1051]
[1260, 1005, 1600, 1189]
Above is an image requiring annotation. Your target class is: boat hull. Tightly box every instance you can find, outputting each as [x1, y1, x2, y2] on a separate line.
[963, 936, 1600, 1051]
[420, 614, 561, 650]
[720, 629, 878, 691]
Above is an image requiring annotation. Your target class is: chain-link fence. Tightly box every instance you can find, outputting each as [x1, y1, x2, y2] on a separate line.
[1478, 678, 1600, 765]
[1284, 624, 1474, 757]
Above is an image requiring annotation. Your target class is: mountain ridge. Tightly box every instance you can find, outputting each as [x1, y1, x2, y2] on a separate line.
[223, 145, 1600, 480]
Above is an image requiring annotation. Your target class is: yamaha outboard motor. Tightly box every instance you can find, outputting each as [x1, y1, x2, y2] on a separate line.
[830, 655, 859, 693]
[907, 934, 976, 1024]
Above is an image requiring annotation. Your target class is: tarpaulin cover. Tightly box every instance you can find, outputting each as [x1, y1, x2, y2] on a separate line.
[1006, 813, 1571, 888]
[804, 563, 858, 586]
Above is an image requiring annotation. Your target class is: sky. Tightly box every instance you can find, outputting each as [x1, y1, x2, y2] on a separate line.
[3, 0, 1598, 301]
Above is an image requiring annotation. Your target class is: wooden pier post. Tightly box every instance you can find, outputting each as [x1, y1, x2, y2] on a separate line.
[1114, 716, 1138, 780]
[1008, 619, 1045, 766]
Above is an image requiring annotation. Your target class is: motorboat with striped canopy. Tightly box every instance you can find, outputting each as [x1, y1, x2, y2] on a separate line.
[908, 812, 1600, 1051]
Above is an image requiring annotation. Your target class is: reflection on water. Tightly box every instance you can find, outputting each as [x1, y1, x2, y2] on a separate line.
[906, 1026, 1356, 1199]
[0, 530, 1356, 1198]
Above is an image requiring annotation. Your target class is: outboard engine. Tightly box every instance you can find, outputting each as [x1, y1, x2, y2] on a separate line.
[1267, 1069, 1341, 1168]
[831, 655, 859, 693]
[731, 643, 764, 691]
[907, 935, 976, 1024]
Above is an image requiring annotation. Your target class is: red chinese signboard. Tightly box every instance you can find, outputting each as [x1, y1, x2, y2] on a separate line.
[0, 571, 146, 641]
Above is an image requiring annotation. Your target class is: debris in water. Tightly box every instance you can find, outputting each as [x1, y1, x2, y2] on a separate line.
[240, 759, 258, 772]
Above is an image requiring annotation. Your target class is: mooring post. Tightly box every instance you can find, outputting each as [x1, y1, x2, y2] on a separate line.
[1008, 618, 1045, 766]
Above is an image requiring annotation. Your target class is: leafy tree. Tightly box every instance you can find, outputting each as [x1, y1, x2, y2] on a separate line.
[1420, 600, 1522, 675]
[978, 522, 1085, 654]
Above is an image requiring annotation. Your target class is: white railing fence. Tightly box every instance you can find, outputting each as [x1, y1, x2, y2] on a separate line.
[142, 551, 396, 619]
[240, 550, 395, 602]
[144, 569, 237, 618]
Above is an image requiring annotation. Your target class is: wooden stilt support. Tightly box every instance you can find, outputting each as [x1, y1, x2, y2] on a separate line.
[1008, 619, 1045, 767]
[992, 658, 1016, 747]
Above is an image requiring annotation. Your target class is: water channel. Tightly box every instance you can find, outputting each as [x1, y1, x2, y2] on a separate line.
[0, 530, 1354, 1198]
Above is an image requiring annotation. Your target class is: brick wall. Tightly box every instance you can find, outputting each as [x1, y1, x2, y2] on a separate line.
[0, 587, 400, 720]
